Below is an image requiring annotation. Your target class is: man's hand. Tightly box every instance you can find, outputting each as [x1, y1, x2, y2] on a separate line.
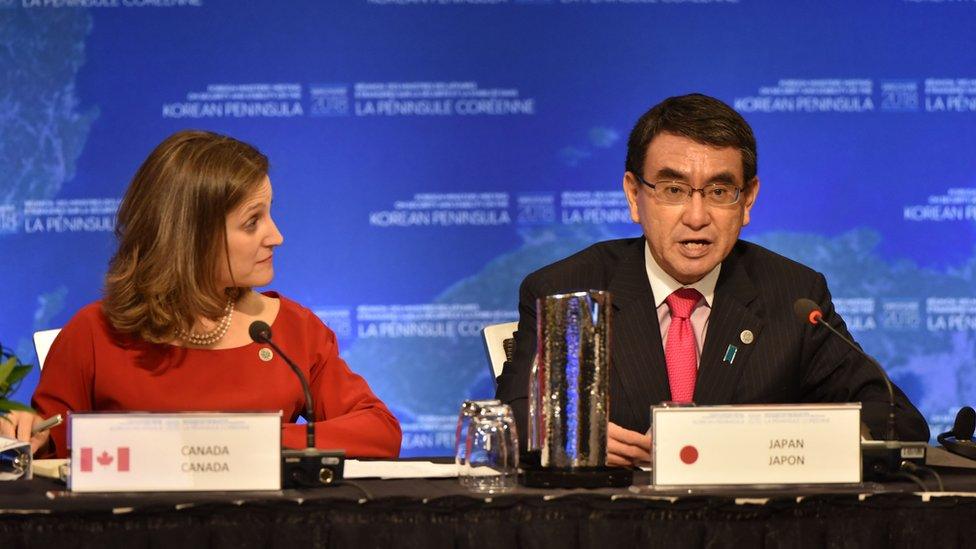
[0, 411, 51, 455]
[607, 421, 651, 467]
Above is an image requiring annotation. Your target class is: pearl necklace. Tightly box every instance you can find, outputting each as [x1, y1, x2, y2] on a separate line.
[177, 299, 234, 346]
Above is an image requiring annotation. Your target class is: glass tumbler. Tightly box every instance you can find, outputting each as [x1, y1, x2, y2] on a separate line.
[455, 399, 501, 484]
[462, 404, 519, 493]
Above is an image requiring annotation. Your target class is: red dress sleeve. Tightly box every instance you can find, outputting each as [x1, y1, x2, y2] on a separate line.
[280, 309, 402, 458]
[31, 303, 100, 458]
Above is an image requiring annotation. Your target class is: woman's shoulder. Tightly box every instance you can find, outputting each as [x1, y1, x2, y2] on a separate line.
[53, 300, 125, 344]
[259, 291, 338, 352]
[64, 301, 109, 330]
[261, 290, 322, 328]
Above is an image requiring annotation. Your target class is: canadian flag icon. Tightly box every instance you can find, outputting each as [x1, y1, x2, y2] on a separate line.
[79, 447, 130, 472]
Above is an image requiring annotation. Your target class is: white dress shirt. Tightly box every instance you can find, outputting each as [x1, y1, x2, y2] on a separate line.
[644, 241, 721, 366]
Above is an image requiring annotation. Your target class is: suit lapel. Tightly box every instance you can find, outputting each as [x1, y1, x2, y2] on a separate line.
[693, 245, 764, 404]
[608, 239, 671, 429]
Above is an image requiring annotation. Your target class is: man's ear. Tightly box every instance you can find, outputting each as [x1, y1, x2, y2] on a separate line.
[742, 177, 760, 227]
[623, 172, 641, 224]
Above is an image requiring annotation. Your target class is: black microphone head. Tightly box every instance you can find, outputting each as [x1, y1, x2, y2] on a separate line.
[952, 406, 976, 440]
[793, 298, 822, 325]
[248, 320, 272, 343]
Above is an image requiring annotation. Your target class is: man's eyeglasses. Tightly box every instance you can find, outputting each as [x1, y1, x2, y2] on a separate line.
[634, 173, 742, 206]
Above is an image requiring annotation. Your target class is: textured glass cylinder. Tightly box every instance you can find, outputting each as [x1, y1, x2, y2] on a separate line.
[528, 290, 611, 468]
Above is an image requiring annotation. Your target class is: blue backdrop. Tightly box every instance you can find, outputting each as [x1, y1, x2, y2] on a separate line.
[2, 0, 975, 456]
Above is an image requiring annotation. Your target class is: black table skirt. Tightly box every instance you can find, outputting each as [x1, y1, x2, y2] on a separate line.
[2, 470, 976, 549]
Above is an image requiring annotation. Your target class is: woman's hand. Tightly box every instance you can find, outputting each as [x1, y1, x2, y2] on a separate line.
[0, 411, 51, 455]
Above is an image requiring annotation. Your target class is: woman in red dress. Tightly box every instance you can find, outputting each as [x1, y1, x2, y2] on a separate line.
[1, 130, 401, 459]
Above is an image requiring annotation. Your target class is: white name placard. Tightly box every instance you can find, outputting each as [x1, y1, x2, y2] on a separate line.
[68, 412, 281, 492]
[652, 404, 861, 486]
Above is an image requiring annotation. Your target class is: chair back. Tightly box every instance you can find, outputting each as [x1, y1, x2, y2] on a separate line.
[33, 328, 61, 370]
[481, 321, 518, 382]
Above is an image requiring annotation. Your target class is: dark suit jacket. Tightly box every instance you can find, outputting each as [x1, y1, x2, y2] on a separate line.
[496, 237, 929, 443]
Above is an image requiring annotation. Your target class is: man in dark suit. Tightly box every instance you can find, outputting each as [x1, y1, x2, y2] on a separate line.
[495, 93, 929, 466]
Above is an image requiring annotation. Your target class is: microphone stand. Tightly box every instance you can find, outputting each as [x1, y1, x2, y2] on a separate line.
[256, 335, 316, 449]
[807, 312, 897, 443]
[796, 300, 926, 479]
[249, 321, 344, 487]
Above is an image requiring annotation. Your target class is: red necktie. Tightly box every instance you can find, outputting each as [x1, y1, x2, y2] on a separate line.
[665, 288, 703, 403]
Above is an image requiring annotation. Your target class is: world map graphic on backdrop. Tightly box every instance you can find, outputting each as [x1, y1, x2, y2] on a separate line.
[2, 1, 976, 456]
[1, 9, 98, 359]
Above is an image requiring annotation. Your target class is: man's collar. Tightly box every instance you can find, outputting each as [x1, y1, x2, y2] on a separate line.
[643, 241, 720, 308]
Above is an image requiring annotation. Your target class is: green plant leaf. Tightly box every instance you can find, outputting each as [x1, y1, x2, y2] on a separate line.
[0, 354, 35, 412]
[7, 364, 31, 386]
[0, 399, 34, 413]
[0, 356, 15, 386]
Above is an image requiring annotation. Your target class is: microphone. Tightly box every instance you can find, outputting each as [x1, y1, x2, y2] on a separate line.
[793, 298, 931, 478]
[951, 406, 976, 440]
[792, 298, 897, 442]
[937, 406, 976, 460]
[249, 320, 315, 449]
[248, 320, 345, 487]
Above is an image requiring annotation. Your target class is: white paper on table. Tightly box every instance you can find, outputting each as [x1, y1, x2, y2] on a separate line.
[344, 460, 458, 479]
[32, 458, 68, 480]
[32, 458, 460, 481]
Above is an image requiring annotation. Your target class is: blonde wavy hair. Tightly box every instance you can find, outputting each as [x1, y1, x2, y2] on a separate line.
[103, 130, 269, 343]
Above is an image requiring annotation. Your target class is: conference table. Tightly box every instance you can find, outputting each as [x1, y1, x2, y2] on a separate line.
[1, 461, 975, 548]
